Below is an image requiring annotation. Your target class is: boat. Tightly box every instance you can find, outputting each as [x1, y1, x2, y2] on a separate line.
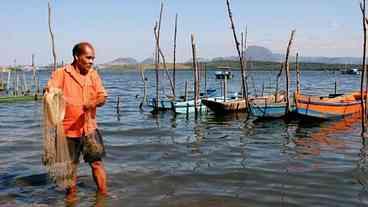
[294, 92, 363, 119]
[147, 97, 174, 111]
[249, 91, 289, 118]
[202, 96, 247, 114]
[215, 71, 233, 80]
[173, 99, 206, 114]
[215, 66, 233, 79]
[148, 89, 217, 113]
[341, 68, 360, 75]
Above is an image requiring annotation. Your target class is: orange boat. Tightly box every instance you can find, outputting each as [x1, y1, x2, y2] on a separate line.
[295, 92, 363, 119]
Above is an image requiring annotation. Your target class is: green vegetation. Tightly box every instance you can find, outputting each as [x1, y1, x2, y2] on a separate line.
[205, 60, 360, 71]
[100, 60, 361, 71]
[100, 63, 192, 70]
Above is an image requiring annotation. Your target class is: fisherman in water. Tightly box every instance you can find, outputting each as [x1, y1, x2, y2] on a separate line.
[46, 42, 108, 200]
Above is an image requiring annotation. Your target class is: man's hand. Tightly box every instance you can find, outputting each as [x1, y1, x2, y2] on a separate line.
[83, 95, 106, 111]
[83, 101, 96, 111]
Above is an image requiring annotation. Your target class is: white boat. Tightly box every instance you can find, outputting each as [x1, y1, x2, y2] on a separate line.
[341, 68, 360, 75]
[173, 99, 207, 114]
[215, 71, 233, 79]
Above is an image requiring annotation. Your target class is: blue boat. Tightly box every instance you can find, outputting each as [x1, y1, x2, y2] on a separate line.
[249, 93, 291, 118]
[250, 101, 288, 118]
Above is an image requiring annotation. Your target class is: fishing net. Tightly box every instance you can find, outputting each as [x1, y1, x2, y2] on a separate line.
[42, 87, 75, 190]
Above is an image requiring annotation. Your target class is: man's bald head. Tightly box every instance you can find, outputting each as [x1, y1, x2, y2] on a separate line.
[72, 42, 96, 74]
[72, 42, 95, 58]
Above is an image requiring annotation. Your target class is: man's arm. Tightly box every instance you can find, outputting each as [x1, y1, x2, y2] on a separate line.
[83, 71, 108, 111]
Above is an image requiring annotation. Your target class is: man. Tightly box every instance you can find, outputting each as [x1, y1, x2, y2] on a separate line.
[46, 42, 108, 199]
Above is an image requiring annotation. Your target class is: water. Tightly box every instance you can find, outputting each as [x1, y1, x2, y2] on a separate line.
[1, 68, 368, 206]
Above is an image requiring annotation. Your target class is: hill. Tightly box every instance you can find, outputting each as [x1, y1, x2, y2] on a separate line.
[104, 57, 138, 65]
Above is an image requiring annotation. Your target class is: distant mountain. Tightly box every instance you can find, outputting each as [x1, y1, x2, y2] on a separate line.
[185, 57, 211, 63]
[104, 57, 137, 65]
[141, 58, 154, 64]
[212, 45, 361, 64]
[103, 46, 362, 68]
[298, 56, 361, 64]
[245, 46, 274, 61]
[212, 56, 237, 62]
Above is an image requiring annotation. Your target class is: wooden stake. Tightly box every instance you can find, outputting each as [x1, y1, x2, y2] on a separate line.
[173, 13, 178, 98]
[225, 0, 248, 109]
[296, 52, 301, 94]
[116, 96, 120, 114]
[154, 22, 160, 111]
[275, 63, 283, 103]
[284, 30, 296, 115]
[261, 82, 265, 96]
[334, 80, 337, 94]
[224, 75, 227, 102]
[191, 34, 198, 117]
[184, 80, 188, 101]
[48, 1, 57, 72]
[240, 31, 244, 97]
[139, 65, 147, 109]
[154, 28, 175, 97]
[204, 63, 207, 97]
[32, 54, 37, 95]
[360, 0, 367, 136]
[285, 63, 291, 113]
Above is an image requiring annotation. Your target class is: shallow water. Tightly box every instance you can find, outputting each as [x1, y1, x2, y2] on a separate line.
[1, 68, 368, 206]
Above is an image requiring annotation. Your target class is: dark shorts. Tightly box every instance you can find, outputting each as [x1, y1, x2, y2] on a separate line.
[67, 129, 106, 164]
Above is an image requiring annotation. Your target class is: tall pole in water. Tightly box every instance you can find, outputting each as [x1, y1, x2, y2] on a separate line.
[204, 63, 207, 98]
[32, 54, 37, 95]
[191, 34, 198, 118]
[283, 30, 296, 115]
[154, 22, 160, 111]
[225, 0, 248, 110]
[360, 0, 367, 137]
[48, 1, 57, 72]
[173, 13, 178, 99]
[296, 52, 301, 94]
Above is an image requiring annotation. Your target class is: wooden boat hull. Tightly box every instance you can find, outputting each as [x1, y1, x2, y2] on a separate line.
[295, 92, 362, 119]
[250, 102, 288, 118]
[249, 93, 290, 118]
[201, 97, 247, 114]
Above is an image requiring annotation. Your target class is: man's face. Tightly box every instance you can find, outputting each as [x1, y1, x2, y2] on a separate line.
[75, 46, 95, 73]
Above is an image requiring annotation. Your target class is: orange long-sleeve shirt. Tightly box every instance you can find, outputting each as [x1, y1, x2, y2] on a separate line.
[47, 64, 107, 137]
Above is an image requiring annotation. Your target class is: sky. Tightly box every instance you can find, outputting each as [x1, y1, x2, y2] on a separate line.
[0, 0, 364, 66]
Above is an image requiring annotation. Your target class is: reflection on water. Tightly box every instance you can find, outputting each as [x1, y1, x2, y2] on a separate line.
[0, 69, 368, 206]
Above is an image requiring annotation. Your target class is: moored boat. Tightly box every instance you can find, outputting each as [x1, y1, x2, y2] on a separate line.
[215, 71, 233, 80]
[173, 99, 207, 114]
[295, 92, 363, 119]
[341, 68, 360, 75]
[201, 97, 247, 114]
[147, 97, 174, 111]
[249, 92, 289, 118]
